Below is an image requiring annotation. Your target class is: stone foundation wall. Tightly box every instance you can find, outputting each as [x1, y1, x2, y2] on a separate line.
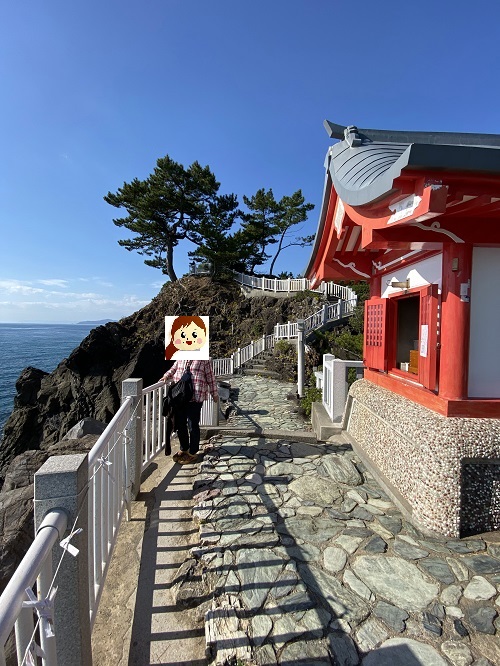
[345, 380, 500, 537]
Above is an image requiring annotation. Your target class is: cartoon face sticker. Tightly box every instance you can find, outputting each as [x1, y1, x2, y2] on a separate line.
[173, 321, 206, 350]
[165, 315, 209, 360]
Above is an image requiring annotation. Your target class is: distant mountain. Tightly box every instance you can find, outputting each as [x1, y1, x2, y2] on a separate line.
[76, 319, 115, 325]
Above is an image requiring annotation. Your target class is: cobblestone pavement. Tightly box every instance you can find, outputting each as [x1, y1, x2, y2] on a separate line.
[182, 377, 500, 666]
[221, 375, 311, 432]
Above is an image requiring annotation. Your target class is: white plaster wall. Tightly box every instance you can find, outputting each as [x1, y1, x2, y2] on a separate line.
[381, 253, 442, 298]
[468, 247, 500, 398]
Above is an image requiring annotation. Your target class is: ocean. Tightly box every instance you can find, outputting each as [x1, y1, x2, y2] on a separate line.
[0, 323, 94, 436]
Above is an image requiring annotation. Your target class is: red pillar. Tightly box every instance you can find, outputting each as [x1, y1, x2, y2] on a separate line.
[370, 274, 382, 298]
[439, 243, 473, 400]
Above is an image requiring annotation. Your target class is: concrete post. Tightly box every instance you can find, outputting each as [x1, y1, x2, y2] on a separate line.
[122, 378, 144, 500]
[297, 319, 305, 398]
[34, 454, 91, 666]
[331, 359, 364, 422]
[322, 303, 328, 326]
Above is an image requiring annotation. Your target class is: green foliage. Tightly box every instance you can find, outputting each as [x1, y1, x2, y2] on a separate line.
[292, 290, 322, 302]
[238, 188, 315, 275]
[105, 156, 314, 281]
[274, 339, 294, 354]
[300, 385, 322, 418]
[311, 326, 363, 360]
[104, 155, 238, 282]
[267, 340, 297, 381]
[267, 189, 315, 276]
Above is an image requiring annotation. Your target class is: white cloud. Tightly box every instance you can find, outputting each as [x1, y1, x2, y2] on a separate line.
[0, 276, 152, 322]
[0, 294, 151, 323]
[77, 277, 114, 288]
[0, 280, 45, 295]
[38, 279, 69, 288]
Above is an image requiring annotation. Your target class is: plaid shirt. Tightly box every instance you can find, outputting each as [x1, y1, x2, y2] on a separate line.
[163, 359, 218, 403]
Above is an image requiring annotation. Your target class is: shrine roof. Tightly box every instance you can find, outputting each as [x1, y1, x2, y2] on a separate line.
[324, 121, 500, 207]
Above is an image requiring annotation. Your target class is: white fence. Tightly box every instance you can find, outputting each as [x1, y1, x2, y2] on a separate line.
[142, 380, 168, 470]
[0, 509, 68, 666]
[231, 270, 357, 301]
[212, 297, 358, 374]
[87, 397, 133, 627]
[0, 389, 138, 665]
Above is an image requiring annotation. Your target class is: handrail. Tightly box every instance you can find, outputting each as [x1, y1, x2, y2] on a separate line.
[231, 269, 357, 302]
[88, 396, 133, 468]
[212, 296, 358, 372]
[87, 395, 133, 628]
[0, 508, 68, 661]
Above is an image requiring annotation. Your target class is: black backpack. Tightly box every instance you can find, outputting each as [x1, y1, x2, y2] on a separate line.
[162, 361, 193, 414]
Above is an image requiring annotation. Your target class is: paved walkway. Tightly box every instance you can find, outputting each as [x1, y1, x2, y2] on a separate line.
[93, 375, 500, 666]
[191, 377, 500, 666]
[91, 443, 206, 665]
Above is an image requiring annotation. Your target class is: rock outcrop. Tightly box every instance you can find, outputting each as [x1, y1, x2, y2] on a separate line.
[0, 275, 322, 482]
[0, 434, 98, 597]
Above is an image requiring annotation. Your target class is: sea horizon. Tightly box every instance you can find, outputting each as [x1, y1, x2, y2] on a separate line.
[0, 322, 96, 435]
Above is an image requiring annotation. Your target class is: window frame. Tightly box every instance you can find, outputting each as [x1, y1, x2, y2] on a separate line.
[364, 284, 439, 391]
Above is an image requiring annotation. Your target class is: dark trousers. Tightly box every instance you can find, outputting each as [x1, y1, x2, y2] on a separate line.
[175, 401, 203, 454]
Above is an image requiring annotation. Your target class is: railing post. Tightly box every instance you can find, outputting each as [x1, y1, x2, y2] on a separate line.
[34, 454, 91, 666]
[322, 303, 328, 326]
[297, 319, 305, 398]
[122, 378, 144, 501]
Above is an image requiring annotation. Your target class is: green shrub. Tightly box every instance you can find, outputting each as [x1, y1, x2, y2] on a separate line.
[300, 386, 322, 418]
[274, 339, 294, 354]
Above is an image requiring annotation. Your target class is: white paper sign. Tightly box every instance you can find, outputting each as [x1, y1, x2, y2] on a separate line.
[420, 325, 428, 358]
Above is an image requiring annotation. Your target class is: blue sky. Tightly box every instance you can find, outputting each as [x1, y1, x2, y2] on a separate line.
[1, 0, 498, 323]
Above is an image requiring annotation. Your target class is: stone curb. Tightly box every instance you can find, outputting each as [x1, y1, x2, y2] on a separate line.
[201, 426, 318, 443]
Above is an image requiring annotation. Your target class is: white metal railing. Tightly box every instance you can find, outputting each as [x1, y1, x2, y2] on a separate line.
[231, 269, 357, 301]
[87, 395, 133, 628]
[212, 358, 234, 376]
[142, 380, 169, 470]
[141, 375, 220, 469]
[0, 509, 68, 666]
[212, 297, 358, 373]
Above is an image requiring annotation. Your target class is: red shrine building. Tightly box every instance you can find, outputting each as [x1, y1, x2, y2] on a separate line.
[305, 121, 500, 537]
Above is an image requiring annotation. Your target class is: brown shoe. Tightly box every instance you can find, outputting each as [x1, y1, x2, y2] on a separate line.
[178, 452, 198, 465]
[173, 450, 187, 462]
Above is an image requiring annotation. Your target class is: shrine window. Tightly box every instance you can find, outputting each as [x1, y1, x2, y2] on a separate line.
[364, 284, 438, 391]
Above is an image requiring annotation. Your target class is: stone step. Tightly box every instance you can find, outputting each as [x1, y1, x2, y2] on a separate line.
[242, 362, 268, 370]
[200, 426, 318, 443]
[241, 368, 282, 379]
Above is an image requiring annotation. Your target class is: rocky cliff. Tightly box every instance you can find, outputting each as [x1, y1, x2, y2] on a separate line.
[0, 275, 323, 482]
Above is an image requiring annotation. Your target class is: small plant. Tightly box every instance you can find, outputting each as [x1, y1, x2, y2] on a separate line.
[300, 386, 322, 418]
[292, 290, 321, 302]
[274, 339, 294, 354]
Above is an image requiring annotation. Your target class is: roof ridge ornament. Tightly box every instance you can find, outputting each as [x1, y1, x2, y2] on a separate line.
[324, 119, 500, 147]
[344, 125, 362, 147]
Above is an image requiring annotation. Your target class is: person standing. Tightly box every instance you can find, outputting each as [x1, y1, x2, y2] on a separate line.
[161, 359, 219, 464]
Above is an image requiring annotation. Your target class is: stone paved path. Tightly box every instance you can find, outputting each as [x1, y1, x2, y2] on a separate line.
[182, 376, 500, 666]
